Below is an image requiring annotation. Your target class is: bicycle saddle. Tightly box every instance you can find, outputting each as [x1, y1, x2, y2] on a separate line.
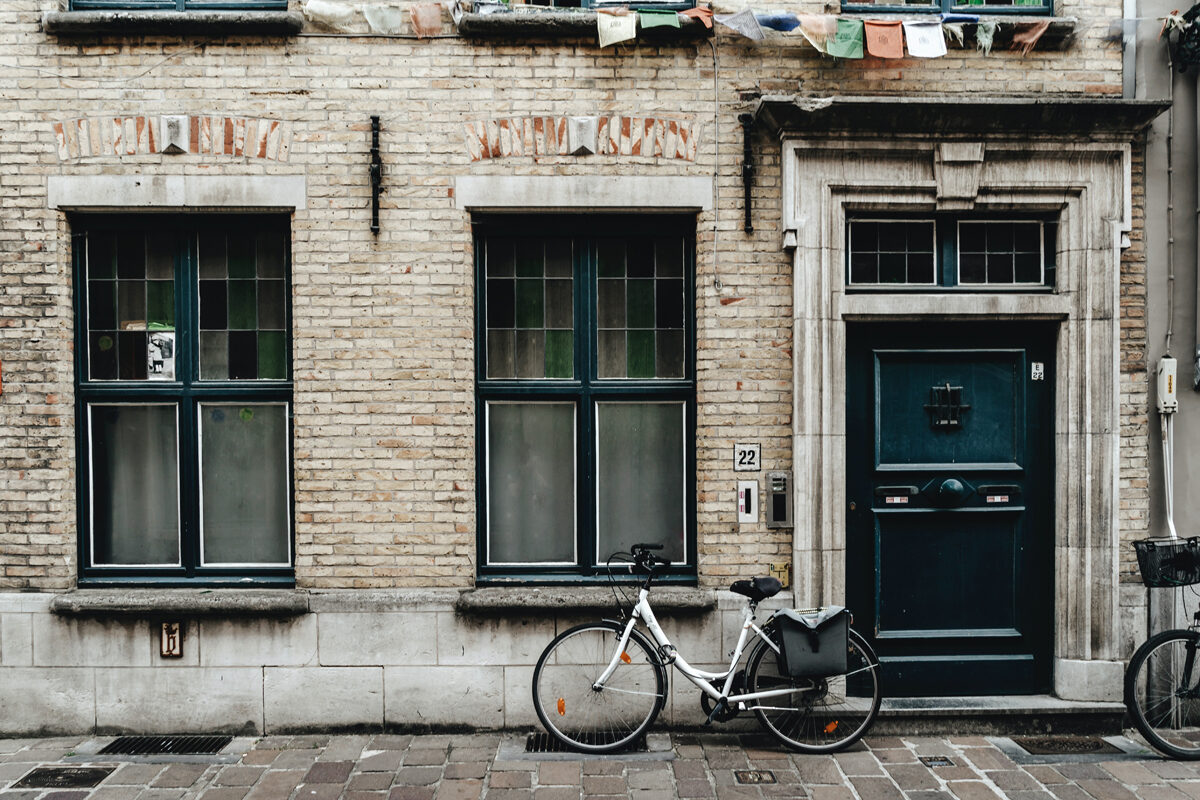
[730, 576, 782, 602]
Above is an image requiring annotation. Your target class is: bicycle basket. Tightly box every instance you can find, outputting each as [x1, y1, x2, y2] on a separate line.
[771, 607, 850, 679]
[1133, 537, 1200, 587]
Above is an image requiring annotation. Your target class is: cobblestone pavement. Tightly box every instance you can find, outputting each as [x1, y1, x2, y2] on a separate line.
[1, 732, 1197, 800]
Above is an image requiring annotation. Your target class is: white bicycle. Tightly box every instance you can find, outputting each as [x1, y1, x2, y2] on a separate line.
[531, 543, 882, 753]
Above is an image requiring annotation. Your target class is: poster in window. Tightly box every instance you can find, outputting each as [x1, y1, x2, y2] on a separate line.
[147, 331, 175, 381]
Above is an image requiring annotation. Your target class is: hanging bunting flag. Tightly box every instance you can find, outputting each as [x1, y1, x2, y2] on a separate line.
[825, 18, 865, 58]
[598, 9, 637, 46]
[639, 9, 680, 28]
[792, 14, 839, 53]
[976, 19, 998, 54]
[903, 20, 947, 57]
[680, 6, 714, 28]
[1010, 19, 1050, 54]
[715, 8, 766, 40]
[942, 21, 966, 47]
[409, 2, 443, 37]
[755, 11, 800, 31]
[864, 20, 904, 58]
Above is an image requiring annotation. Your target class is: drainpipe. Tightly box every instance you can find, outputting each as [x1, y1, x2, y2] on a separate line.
[739, 113, 754, 234]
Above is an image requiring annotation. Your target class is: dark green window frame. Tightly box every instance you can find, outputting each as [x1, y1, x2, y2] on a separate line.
[73, 214, 294, 586]
[474, 215, 697, 583]
[845, 213, 1057, 291]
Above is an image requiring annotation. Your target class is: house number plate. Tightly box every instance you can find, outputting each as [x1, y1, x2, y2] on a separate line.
[734, 443, 760, 472]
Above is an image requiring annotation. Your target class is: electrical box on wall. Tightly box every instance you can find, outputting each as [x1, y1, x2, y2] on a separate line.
[1159, 356, 1178, 413]
[765, 471, 793, 529]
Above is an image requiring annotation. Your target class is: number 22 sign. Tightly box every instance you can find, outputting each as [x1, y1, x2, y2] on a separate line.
[735, 443, 760, 472]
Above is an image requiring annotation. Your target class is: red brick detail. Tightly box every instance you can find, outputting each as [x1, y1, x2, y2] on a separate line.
[53, 116, 290, 162]
[467, 115, 696, 162]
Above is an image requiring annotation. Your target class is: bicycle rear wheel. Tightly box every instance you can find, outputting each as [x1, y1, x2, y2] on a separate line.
[746, 626, 881, 753]
[532, 620, 666, 753]
[1126, 629, 1200, 759]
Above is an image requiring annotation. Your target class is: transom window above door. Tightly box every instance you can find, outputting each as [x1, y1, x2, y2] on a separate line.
[475, 216, 696, 582]
[846, 215, 1057, 290]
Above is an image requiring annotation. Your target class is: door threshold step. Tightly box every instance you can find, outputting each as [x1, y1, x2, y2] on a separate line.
[874, 695, 1125, 735]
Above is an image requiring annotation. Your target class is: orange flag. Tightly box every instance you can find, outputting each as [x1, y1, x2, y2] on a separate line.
[680, 6, 714, 28]
[1010, 20, 1051, 55]
[864, 20, 904, 58]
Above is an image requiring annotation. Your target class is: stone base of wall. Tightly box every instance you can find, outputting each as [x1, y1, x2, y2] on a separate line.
[0, 590, 797, 736]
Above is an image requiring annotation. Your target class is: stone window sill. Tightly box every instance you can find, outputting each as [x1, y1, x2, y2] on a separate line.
[50, 589, 310, 618]
[457, 10, 711, 39]
[456, 586, 716, 616]
[43, 10, 304, 36]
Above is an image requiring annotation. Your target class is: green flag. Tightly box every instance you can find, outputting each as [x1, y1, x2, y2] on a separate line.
[639, 9, 680, 29]
[826, 18, 864, 59]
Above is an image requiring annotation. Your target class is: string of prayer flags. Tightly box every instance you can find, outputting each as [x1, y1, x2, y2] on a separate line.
[826, 17, 865, 59]
[864, 19, 903, 58]
[903, 20, 947, 57]
[1010, 19, 1050, 54]
[597, 8, 637, 47]
[715, 7, 766, 39]
[793, 14, 838, 53]
[409, 2, 443, 37]
[755, 11, 800, 31]
[976, 19, 998, 53]
[639, 9, 680, 28]
[943, 22, 966, 46]
[680, 6, 714, 28]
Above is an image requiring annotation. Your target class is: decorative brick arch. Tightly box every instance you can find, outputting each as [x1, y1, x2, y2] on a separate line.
[466, 115, 698, 162]
[52, 115, 292, 162]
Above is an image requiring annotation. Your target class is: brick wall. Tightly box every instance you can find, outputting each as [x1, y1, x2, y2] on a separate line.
[0, 0, 1130, 590]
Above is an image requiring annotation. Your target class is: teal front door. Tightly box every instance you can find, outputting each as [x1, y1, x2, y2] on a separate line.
[846, 323, 1054, 696]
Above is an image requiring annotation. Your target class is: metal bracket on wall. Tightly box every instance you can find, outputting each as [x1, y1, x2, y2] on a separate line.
[370, 115, 383, 234]
[738, 113, 754, 234]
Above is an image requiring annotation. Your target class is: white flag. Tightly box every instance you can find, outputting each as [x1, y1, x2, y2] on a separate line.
[598, 11, 637, 47]
[902, 21, 947, 58]
[715, 8, 765, 40]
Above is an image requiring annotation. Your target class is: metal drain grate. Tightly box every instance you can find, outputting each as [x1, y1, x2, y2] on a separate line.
[1011, 736, 1123, 756]
[525, 732, 648, 754]
[14, 767, 115, 789]
[98, 735, 233, 756]
[918, 756, 955, 768]
[734, 770, 777, 784]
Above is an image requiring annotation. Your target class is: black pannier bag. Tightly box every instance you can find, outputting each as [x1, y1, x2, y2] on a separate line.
[772, 607, 851, 679]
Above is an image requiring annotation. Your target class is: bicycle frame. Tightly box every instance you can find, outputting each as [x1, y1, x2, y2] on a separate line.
[593, 587, 808, 708]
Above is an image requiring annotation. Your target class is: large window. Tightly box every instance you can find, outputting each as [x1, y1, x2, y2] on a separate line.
[475, 217, 695, 581]
[74, 216, 293, 584]
[846, 215, 1057, 290]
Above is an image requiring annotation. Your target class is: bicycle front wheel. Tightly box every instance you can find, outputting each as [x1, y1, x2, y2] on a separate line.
[747, 626, 881, 753]
[1126, 629, 1200, 759]
[532, 620, 666, 753]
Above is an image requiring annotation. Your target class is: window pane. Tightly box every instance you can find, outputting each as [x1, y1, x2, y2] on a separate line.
[89, 404, 179, 566]
[146, 233, 174, 280]
[485, 236, 573, 381]
[958, 221, 1044, 285]
[88, 280, 117, 331]
[117, 232, 145, 279]
[88, 231, 116, 279]
[195, 224, 289, 381]
[487, 403, 575, 564]
[89, 332, 117, 380]
[200, 404, 290, 565]
[598, 237, 687, 379]
[848, 220, 935, 285]
[596, 403, 685, 564]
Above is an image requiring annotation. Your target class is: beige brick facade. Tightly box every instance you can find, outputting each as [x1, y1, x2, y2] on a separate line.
[0, 0, 1159, 732]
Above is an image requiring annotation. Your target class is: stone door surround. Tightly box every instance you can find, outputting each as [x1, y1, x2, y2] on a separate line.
[781, 134, 1132, 702]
